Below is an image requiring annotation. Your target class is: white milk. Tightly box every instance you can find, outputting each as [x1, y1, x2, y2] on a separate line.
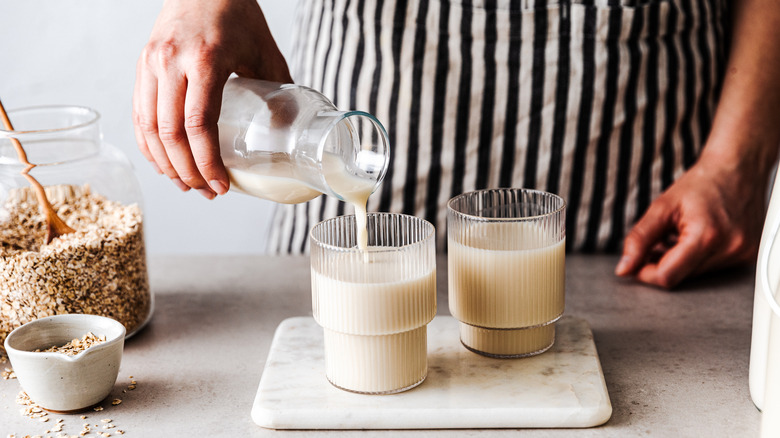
[448, 238, 565, 328]
[448, 222, 565, 356]
[226, 152, 375, 250]
[227, 163, 321, 204]
[312, 263, 437, 335]
[320, 153, 375, 251]
[312, 251, 436, 393]
[323, 326, 428, 394]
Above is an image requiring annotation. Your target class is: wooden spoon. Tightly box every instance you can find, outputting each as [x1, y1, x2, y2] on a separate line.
[0, 99, 75, 244]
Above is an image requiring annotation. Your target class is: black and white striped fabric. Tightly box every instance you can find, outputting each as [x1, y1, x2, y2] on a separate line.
[268, 0, 727, 254]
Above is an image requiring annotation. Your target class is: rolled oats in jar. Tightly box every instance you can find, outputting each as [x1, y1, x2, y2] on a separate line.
[0, 106, 152, 355]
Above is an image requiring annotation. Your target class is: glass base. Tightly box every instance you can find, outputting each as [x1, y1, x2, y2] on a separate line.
[327, 373, 427, 395]
[323, 326, 428, 394]
[459, 322, 556, 358]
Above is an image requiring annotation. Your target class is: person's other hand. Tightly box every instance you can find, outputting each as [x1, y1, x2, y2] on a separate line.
[615, 154, 767, 289]
[133, 0, 292, 199]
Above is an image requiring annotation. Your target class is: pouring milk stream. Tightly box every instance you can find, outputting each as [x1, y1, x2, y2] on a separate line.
[217, 77, 389, 250]
[218, 79, 431, 394]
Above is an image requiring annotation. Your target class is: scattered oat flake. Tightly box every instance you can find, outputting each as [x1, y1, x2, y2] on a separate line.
[2, 367, 16, 379]
[94, 406, 104, 412]
[101, 419, 112, 423]
[80, 416, 86, 419]
[111, 399, 122, 406]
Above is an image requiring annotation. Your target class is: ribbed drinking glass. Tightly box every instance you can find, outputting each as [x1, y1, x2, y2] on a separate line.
[310, 213, 436, 394]
[448, 188, 565, 358]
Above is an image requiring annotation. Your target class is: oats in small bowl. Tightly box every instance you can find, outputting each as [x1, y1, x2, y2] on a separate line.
[4, 314, 125, 412]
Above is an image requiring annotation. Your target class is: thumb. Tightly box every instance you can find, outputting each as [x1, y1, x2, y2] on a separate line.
[616, 201, 675, 276]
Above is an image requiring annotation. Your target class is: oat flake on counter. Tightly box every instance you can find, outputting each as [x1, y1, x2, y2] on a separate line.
[0, 185, 150, 356]
[12, 374, 138, 437]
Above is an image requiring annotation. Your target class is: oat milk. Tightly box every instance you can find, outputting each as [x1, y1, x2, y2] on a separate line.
[227, 152, 374, 250]
[448, 222, 565, 356]
[227, 162, 321, 204]
[312, 250, 436, 393]
[319, 153, 374, 251]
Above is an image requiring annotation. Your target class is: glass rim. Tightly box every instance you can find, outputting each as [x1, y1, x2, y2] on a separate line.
[447, 188, 566, 222]
[310, 212, 435, 253]
[0, 105, 101, 137]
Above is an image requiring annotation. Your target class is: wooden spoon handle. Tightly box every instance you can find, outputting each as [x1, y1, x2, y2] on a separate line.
[0, 99, 75, 243]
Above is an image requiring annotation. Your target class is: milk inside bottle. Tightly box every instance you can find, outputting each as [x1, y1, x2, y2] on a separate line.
[217, 77, 389, 237]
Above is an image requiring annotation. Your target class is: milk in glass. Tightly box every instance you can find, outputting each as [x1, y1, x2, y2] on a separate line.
[448, 219, 565, 357]
[312, 250, 436, 393]
[310, 214, 436, 394]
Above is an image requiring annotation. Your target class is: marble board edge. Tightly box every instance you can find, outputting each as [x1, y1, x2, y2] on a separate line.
[251, 316, 612, 430]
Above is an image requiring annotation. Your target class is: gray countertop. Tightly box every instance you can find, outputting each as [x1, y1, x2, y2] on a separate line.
[1, 254, 761, 437]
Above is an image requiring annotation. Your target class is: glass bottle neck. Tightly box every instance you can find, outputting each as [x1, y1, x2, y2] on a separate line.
[297, 110, 390, 201]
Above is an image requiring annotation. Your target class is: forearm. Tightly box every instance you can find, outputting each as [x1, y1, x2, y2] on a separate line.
[699, 0, 780, 179]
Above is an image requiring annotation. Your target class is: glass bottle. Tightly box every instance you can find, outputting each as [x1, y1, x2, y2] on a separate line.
[0, 105, 152, 353]
[218, 77, 390, 204]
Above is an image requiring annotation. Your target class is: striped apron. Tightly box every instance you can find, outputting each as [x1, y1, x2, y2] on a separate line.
[268, 0, 727, 254]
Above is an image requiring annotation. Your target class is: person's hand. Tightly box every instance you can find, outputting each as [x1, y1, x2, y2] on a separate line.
[133, 0, 292, 199]
[615, 153, 768, 289]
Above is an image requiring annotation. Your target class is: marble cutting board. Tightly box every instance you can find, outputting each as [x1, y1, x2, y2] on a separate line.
[252, 315, 612, 430]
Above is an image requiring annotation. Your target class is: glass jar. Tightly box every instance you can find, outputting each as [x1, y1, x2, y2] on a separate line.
[0, 105, 152, 354]
[218, 77, 390, 204]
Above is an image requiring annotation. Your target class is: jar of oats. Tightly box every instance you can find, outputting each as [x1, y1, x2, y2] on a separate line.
[0, 105, 151, 355]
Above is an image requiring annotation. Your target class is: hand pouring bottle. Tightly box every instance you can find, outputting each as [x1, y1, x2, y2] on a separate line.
[217, 77, 389, 205]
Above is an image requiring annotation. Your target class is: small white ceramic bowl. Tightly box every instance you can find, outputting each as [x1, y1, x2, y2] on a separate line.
[4, 314, 125, 413]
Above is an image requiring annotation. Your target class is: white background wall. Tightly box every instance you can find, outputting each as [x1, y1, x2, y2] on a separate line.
[0, 0, 299, 254]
